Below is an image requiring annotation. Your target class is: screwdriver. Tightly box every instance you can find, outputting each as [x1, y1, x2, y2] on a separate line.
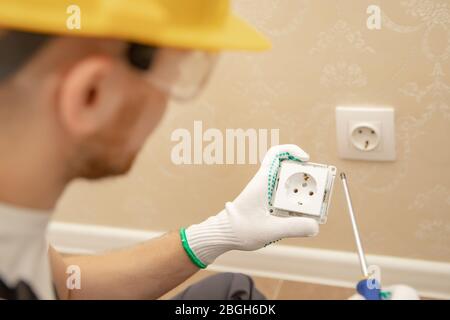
[340, 172, 381, 300]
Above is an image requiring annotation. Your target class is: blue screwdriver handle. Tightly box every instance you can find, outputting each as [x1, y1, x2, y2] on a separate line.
[357, 279, 381, 300]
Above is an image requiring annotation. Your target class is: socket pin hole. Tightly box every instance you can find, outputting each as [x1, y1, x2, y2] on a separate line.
[286, 172, 317, 203]
[309, 191, 314, 196]
[269, 209, 273, 213]
[358, 129, 363, 134]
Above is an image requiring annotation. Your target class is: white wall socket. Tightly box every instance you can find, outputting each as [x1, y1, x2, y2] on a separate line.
[271, 161, 337, 224]
[336, 106, 396, 161]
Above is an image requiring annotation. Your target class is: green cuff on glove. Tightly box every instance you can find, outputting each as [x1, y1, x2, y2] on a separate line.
[179, 228, 207, 269]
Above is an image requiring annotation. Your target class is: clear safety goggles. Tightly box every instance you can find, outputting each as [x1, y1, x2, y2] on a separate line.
[127, 44, 218, 102]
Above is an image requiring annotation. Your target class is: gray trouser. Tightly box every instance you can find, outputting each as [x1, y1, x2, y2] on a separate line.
[172, 273, 266, 300]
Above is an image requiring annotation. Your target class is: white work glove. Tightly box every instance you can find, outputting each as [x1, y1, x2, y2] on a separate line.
[182, 145, 319, 268]
[349, 284, 420, 300]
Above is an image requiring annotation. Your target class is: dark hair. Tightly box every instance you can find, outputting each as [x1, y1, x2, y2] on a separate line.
[0, 30, 158, 83]
[0, 31, 50, 82]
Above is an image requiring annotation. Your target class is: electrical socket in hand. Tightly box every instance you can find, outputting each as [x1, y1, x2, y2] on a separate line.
[270, 161, 337, 224]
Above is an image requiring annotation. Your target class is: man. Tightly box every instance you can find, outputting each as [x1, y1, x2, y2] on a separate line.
[0, 1, 417, 300]
[0, 0, 320, 300]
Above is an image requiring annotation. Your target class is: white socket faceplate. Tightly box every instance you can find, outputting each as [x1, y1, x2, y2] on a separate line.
[336, 106, 396, 161]
[271, 161, 337, 224]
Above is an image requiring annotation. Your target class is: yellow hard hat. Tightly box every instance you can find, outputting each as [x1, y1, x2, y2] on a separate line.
[0, 0, 271, 51]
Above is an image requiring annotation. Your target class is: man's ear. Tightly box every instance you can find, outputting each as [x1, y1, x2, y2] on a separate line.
[58, 55, 120, 138]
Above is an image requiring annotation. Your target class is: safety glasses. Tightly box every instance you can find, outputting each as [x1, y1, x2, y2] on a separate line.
[127, 43, 218, 102]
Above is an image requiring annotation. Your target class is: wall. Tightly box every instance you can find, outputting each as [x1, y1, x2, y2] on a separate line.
[53, 0, 450, 263]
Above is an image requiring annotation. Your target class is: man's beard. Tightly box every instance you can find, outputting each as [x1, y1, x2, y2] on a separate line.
[79, 153, 137, 179]
[69, 141, 138, 180]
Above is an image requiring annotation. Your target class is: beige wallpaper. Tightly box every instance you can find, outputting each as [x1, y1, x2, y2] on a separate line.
[53, 0, 450, 263]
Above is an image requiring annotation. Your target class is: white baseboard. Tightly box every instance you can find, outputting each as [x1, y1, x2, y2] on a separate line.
[48, 222, 450, 299]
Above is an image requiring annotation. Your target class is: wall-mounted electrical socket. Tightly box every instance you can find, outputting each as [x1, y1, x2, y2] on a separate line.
[350, 122, 380, 151]
[336, 106, 396, 161]
[270, 161, 337, 224]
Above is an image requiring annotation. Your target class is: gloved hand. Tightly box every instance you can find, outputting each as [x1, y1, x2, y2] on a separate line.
[181, 145, 320, 268]
[349, 284, 420, 300]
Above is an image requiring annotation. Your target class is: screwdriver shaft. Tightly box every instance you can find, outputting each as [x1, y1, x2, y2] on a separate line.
[340, 172, 369, 278]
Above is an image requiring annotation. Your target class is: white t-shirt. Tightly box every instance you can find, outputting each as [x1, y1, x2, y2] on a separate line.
[0, 202, 55, 299]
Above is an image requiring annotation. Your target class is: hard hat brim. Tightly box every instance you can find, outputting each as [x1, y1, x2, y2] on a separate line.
[126, 14, 272, 52]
